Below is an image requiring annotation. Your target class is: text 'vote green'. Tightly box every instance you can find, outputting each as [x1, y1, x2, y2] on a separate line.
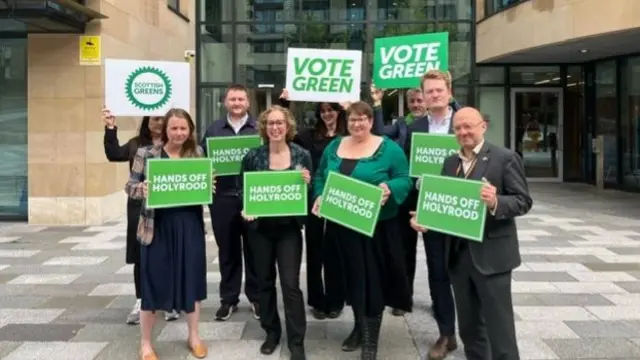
[292, 57, 354, 93]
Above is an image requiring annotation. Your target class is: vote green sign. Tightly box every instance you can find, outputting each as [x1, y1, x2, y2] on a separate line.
[243, 170, 308, 217]
[373, 32, 449, 89]
[415, 174, 486, 242]
[146, 158, 213, 209]
[409, 133, 459, 177]
[206, 135, 262, 176]
[318, 172, 383, 237]
[286, 47, 362, 103]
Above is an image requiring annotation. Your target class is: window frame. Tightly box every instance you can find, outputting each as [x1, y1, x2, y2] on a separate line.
[168, 0, 190, 22]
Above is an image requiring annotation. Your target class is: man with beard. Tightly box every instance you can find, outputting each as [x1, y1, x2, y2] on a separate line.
[200, 84, 259, 322]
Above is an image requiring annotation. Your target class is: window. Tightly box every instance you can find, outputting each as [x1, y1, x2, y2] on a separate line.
[595, 60, 618, 185]
[620, 57, 640, 188]
[167, 0, 188, 20]
[200, 25, 234, 83]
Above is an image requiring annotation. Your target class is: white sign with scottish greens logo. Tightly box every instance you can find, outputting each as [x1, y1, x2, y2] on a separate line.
[105, 59, 190, 116]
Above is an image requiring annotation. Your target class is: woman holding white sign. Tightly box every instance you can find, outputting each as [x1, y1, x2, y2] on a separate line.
[279, 90, 349, 322]
[125, 108, 211, 360]
[312, 101, 413, 359]
[238, 105, 312, 360]
[102, 108, 181, 325]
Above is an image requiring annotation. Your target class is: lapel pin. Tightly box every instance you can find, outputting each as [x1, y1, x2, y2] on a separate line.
[482, 156, 488, 161]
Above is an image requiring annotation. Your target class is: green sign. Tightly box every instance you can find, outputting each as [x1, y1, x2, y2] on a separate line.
[125, 66, 172, 111]
[146, 158, 213, 209]
[318, 172, 383, 237]
[409, 133, 459, 177]
[291, 56, 355, 93]
[243, 170, 308, 217]
[373, 32, 449, 89]
[206, 135, 262, 176]
[415, 174, 486, 242]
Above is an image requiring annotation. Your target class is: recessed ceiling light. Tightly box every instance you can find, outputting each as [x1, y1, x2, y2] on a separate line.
[579, 49, 588, 53]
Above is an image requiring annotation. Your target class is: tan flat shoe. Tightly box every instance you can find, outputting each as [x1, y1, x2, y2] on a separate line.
[140, 351, 158, 360]
[189, 342, 208, 359]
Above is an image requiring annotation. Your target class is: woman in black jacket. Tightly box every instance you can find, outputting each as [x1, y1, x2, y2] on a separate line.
[102, 108, 179, 325]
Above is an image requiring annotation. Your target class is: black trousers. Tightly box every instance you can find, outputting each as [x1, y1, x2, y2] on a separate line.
[424, 232, 456, 336]
[249, 222, 306, 350]
[449, 247, 519, 360]
[126, 198, 142, 299]
[304, 214, 345, 312]
[209, 195, 258, 305]
[398, 191, 418, 302]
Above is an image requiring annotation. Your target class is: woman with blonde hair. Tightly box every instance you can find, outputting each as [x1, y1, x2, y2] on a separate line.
[239, 105, 312, 360]
[126, 108, 211, 360]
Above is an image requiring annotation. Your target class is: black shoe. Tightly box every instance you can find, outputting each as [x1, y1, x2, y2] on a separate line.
[290, 346, 306, 360]
[260, 334, 280, 355]
[310, 308, 326, 320]
[215, 304, 237, 321]
[391, 308, 406, 317]
[326, 309, 342, 319]
[341, 325, 362, 352]
[361, 314, 383, 360]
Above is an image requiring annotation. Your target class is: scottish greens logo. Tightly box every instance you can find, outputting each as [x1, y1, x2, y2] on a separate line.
[125, 66, 172, 111]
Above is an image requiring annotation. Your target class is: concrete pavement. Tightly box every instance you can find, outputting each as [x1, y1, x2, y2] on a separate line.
[0, 184, 638, 359]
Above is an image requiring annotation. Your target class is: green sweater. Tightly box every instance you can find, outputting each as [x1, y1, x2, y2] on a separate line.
[313, 136, 412, 221]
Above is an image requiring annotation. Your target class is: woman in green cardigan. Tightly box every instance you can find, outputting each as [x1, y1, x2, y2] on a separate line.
[312, 101, 413, 359]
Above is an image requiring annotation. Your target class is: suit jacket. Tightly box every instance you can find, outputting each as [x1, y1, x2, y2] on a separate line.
[441, 141, 533, 275]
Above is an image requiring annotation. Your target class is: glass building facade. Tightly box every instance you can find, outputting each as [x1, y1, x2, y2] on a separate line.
[196, 0, 476, 134]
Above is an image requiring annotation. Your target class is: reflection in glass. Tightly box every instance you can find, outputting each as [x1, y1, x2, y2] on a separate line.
[200, 25, 234, 83]
[620, 57, 640, 188]
[595, 60, 618, 184]
[0, 38, 27, 218]
[513, 91, 561, 178]
[509, 66, 561, 85]
[199, 88, 226, 135]
[476, 87, 505, 147]
[563, 66, 585, 181]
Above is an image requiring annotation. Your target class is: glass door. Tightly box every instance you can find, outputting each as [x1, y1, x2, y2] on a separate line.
[510, 88, 563, 181]
[0, 37, 27, 219]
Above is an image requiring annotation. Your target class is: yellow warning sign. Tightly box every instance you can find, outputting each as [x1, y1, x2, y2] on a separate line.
[79, 35, 101, 66]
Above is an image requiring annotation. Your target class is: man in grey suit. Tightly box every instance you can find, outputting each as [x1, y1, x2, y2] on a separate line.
[410, 107, 532, 360]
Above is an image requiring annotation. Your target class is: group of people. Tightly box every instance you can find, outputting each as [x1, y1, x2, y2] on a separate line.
[103, 68, 532, 360]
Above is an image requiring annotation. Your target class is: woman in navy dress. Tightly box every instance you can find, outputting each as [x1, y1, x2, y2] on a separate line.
[125, 108, 211, 360]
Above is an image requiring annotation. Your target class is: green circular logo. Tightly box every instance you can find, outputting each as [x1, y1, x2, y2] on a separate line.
[125, 66, 172, 111]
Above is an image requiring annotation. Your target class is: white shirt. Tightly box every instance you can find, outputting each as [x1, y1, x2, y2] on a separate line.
[428, 107, 453, 134]
[227, 113, 248, 134]
[457, 140, 485, 175]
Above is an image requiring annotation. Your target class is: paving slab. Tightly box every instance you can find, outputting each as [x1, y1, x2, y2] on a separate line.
[0, 185, 636, 358]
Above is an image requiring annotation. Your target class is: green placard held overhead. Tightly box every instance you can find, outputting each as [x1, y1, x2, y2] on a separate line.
[373, 32, 449, 89]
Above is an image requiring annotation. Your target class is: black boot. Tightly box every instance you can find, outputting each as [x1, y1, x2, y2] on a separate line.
[361, 313, 383, 360]
[341, 321, 362, 352]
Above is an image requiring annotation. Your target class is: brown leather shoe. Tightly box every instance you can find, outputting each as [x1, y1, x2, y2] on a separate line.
[189, 342, 208, 359]
[428, 336, 457, 359]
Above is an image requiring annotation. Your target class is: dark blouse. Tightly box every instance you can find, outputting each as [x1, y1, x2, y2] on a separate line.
[104, 127, 140, 170]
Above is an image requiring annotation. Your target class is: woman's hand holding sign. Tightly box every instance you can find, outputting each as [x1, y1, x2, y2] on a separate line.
[312, 197, 322, 217]
[139, 181, 149, 198]
[301, 168, 311, 185]
[379, 183, 391, 205]
[409, 211, 427, 233]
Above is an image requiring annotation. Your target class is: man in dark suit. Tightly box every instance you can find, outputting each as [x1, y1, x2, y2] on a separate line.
[411, 106, 532, 360]
[200, 84, 259, 322]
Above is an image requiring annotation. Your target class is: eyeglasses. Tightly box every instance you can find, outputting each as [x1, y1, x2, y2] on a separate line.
[348, 116, 370, 123]
[453, 121, 484, 132]
[266, 120, 286, 127]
